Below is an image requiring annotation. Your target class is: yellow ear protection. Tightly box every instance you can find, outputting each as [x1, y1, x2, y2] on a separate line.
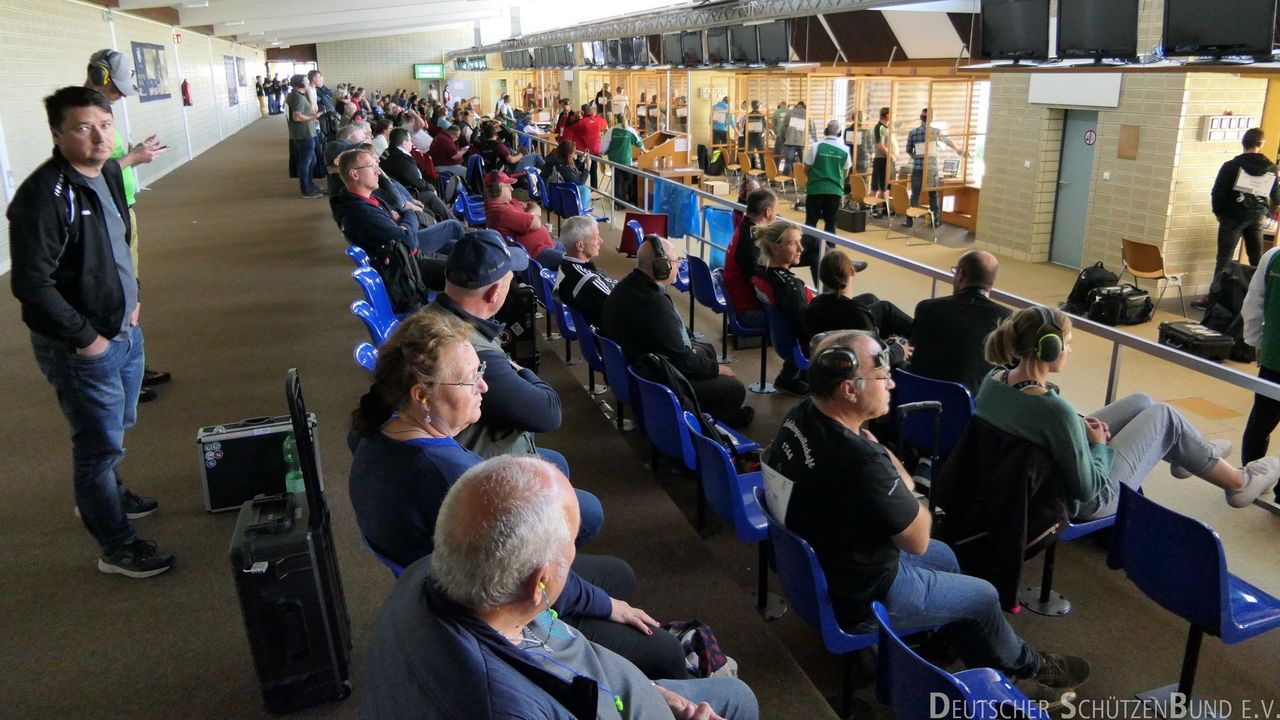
[538, 582, 558, 619]
[1031, 306, 1064, 363]
[87, 50, 116, 89]
[645, 234, 672, 281]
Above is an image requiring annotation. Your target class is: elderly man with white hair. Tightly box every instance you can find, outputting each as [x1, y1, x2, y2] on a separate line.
[363, 456, 760, 719]
[557, 216, 616, 327]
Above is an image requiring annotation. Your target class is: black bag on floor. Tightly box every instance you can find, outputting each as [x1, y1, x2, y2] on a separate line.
[364, 239, 429, 314]
[1201, 303, 1257, 362]
[230, 370, 352, 714]
[837, 207, 867, 233]
[1086, 284, 1154, 326]
[1064, 261, 1119, 315]
[494, 279, 540, 371]
[1208, 261, 1255, 314]
[1158, 321, 1234, 361]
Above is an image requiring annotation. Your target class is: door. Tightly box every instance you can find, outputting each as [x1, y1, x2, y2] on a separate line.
[1050, 110, 1098, 268]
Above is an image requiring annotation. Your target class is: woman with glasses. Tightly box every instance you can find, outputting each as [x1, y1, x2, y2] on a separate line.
[975, 306, 1280, 520]
[348, 312, 693, 679]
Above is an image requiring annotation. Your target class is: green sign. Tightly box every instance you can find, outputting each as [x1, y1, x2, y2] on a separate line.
[413, 63, 445, 80]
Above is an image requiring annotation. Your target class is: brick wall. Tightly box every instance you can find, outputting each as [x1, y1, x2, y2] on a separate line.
[314, 28, 472, 98]
[0, 0, 264, 275]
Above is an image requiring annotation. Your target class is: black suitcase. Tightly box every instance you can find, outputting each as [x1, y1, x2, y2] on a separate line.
[1158, 321, 1234, 362]
[495, 279, 541, 371]
[1086, 284, 1153, 326]
[229, 370, 352, 714]
[837, 207, 867, 233]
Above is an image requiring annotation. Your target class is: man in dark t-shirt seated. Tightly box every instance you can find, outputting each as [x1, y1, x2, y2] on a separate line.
[762, 329, 1090, 707]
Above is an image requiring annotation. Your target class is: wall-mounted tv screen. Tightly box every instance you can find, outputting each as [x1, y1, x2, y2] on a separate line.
[620, 37, 636, 65]
[592, 40, 606, 66]
[730, 26, 760, 64]
[757, 20, 789, 64]
[564, 44, 575, 67]
[706, 27, 729, 64]
[558, 45, 570, 66]
[662, 33, 681, 65]
[980, 0, 1051, 61]
[680, 31, 704, 66]
[1164, 0, 1277, 57]
[1057, 0, 1139, 61]
[633, 37, 650, 66]
[606, 39, 622, 66]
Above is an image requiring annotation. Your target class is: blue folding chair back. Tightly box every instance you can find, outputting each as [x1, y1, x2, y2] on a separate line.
[686, 255, 727, 314]
[527, 166, 551, 209]
[762, 303, 810, 371]
[541, 268, 577, 341]
[354, 342, 378, 372]
[346, 245, 370, 267]
[462, 195, 487, 227]
[361, 534, 404, 578]
[703, 206, 735, 270]
[628, 367, 696, 471]
[872, 602, 1049, 720]
[684, 415, 766, 545]
[891, 368, 974, 459]
[671, 256, 690, 293]
[568, 307, 605, 374]
[350, 299, 399, 347]
[352, 266, 401, 324]
[465, 154, 486, 194]
[452, 192, 467, 221]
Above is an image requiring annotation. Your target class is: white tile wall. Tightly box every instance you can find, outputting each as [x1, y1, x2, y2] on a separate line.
[315, 28, 472, 97]
[0, 0, 265, 275]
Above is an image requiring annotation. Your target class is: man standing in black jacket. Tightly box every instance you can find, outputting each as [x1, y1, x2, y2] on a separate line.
[909, 250, 1011, 396]
[601, 236, 754, 428]
[1204, 128, 1280, 308]
[9, 87, 173, 578]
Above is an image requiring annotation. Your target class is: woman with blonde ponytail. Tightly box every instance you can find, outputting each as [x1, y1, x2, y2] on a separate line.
[973, 306, 1280, 519]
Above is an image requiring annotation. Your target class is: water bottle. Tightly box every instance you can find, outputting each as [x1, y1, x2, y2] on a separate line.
[282, 432, 305, 494]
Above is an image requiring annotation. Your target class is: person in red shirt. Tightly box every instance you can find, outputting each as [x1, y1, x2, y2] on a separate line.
[428, 125, 467, 176]
[482, 171, 564, 270]
[572, 104, 609, 189]
[722, 188, 776, 329]
[552, 98, 572, 137]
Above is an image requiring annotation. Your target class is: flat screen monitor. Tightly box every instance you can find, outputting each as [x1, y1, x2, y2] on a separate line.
[757, 20, 790, 64]
[564, 44, 575, 67]
[680, 31, 704, 66]
[633, 37, 650, 66]
[620, 37, 635, 66]
[582, 41, 595, 66]
[555, 45, 568, 67]
[979, 0, 1051, 61]
[592, 40, 606, 67]
[730, 25, 760, 64]
[1164, 0, 1277, 57]
[662, 34, 682, 65]
[1057, 0, 1139, 60]
[706, 27, 729, 64]
[606, 39, 622, 66]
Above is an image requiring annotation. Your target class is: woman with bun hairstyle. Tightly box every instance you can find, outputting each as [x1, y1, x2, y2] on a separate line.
[974, 306, 1280, 519]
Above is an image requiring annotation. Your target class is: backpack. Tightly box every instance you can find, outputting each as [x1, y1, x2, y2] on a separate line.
[1064, 261, 1119, 315]
[1208, 260, 1255, 312]
[706, 149, 726, 177]
[1085, 284, 1154, 326]
[365, 239, 428, 315]
[696, 144, 710, 172]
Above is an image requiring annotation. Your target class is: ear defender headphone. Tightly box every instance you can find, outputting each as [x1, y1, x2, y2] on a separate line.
[1031, 306, 1064, 363]
[87, 50, 116, 88]
[645, 234, 672, 281]
[811, 345, 864, 391]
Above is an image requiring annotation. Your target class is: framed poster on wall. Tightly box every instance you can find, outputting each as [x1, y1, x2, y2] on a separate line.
[235, 57, 247, 87]
[224, 56, 239, 106]
[130, 41, 170, 102]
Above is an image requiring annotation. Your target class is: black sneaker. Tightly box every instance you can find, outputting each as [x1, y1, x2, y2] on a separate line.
[1033, 652, 1091, 690]
[142, 368, 172, 386]
[138, 386, 157, 403]
[122, 489, 159, 519]
[98, 538, 175, 578]
[775, 375, 810, 397]
[301, 189, 324, 199]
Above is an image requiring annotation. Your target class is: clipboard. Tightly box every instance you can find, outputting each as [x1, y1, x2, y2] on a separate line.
[675, 107, 688, 118]
[761, 463, 794, 522]
[1234, 168, 1276, 197]
[844, 130, 856, 144]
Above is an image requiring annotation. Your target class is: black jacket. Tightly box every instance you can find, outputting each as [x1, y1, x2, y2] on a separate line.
[910, 288, 1011, 396]
[1211, 152, 1279, 222]
[9, 149, 135, 348]
[329, 186, 414, 252]
[601, 270, 717, 380]
[557, 257, 615, 327]
[381, 146, 430, 194]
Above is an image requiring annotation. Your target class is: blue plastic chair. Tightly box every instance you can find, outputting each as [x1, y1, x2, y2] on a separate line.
[891, 368, 974, 460]
[526, 166, 551, 220]
[628, 368, 697, 474]
[354, 342, 378, 372]
[465, 154, 486, 194]
[1018, 514, 1116, 617]
[352, 266, 407, 324]
[762, 302, 810, 373]
[451, 192, 467, 221]
[1107, 485, 1280, 709]
[684, 414, 786, 621]
[462, 194, 487, 227]
[687, 256, 772, 391]
[872, 602, 1050, 720]
[759, 484, 937, 716]
[554, 184, 608, 230]
[540, 267, 578, 364]
[566, 306, 607, 396]
[524, 257, 556, 341]
[596, 334, 634, 431]
[346, 245, 370, 267]
[361, 534, 404, 578]
[350, 299, 399, 347]
[671, 255, 690, 294]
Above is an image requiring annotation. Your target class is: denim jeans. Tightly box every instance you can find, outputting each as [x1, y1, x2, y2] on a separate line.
[413, 218, 465, 255]
[881, 539, 1039, 678]
[656, 678, 760, 720]
[1075, 393, 1220, 520]
[535, 447, 604, 547]
[909, 168, 940, 223]
[1214, 216, 1263, 282]
[292, 135, 319, 194]
[31, 325, 145, 553]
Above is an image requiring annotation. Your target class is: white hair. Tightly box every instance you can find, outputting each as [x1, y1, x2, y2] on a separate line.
[560, 216, 596, 249]
[431, 456, 573, 611]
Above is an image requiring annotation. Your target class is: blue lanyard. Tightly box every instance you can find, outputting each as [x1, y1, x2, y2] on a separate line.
[519, 611, 625, 714]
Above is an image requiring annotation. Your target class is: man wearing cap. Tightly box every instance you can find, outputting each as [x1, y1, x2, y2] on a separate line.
[423, 231, 568, 469]
[483, 170, 564, 270]
[86, 48, 172, 402]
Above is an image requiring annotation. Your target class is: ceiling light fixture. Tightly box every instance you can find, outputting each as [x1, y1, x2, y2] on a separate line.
[224, 20, 246, 27]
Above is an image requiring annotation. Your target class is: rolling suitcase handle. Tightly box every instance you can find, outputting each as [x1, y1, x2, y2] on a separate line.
[898, 400, 942, 500]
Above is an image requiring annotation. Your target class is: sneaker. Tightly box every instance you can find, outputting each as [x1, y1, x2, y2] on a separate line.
[122, 489, 159, 519]
[775, 374, 810, 397]
[1227, 457, 1280, 508]
[138, 386, 157, 403]
[1171, 439, 1232, 479]
[1012, 678, 1077, 710]
[711, 655, 739, 679]
[301, 189, 324, 199]
[851, 260, 869, 273]
[1033, 652, 1091, 690]
[142, 368, 172, 387]
[98, 538, 175, 578]
[1190, 295, 1211, 311]
[901, 219, 913, 228]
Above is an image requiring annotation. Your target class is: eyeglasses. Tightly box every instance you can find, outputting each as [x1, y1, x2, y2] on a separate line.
[425, 362, 487, 393]
[868, 347, 892, 369]
[352, 164, 380, 173]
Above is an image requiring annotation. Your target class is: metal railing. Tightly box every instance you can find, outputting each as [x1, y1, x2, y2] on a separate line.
[507, 124, 1280, 406]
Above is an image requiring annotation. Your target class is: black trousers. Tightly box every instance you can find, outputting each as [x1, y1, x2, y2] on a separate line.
[1243, 365, 1280, 464]
[568, 554, 691, 680]
[871, 157, 888, 193]
[1214, 216, 1264, 282]
[854, 293, 915, 339]
[614, 166, 635, 207]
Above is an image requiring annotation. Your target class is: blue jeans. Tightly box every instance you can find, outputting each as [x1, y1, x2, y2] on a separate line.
[292, 136, 319, 194]
[881, 539, 1039, 678]
[413, 218, 465, 255]
[909, 168, 940, 224]
[656, 678, 759, 720]
[535, 447, 604, 547]
[31, 326, 145, 553]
